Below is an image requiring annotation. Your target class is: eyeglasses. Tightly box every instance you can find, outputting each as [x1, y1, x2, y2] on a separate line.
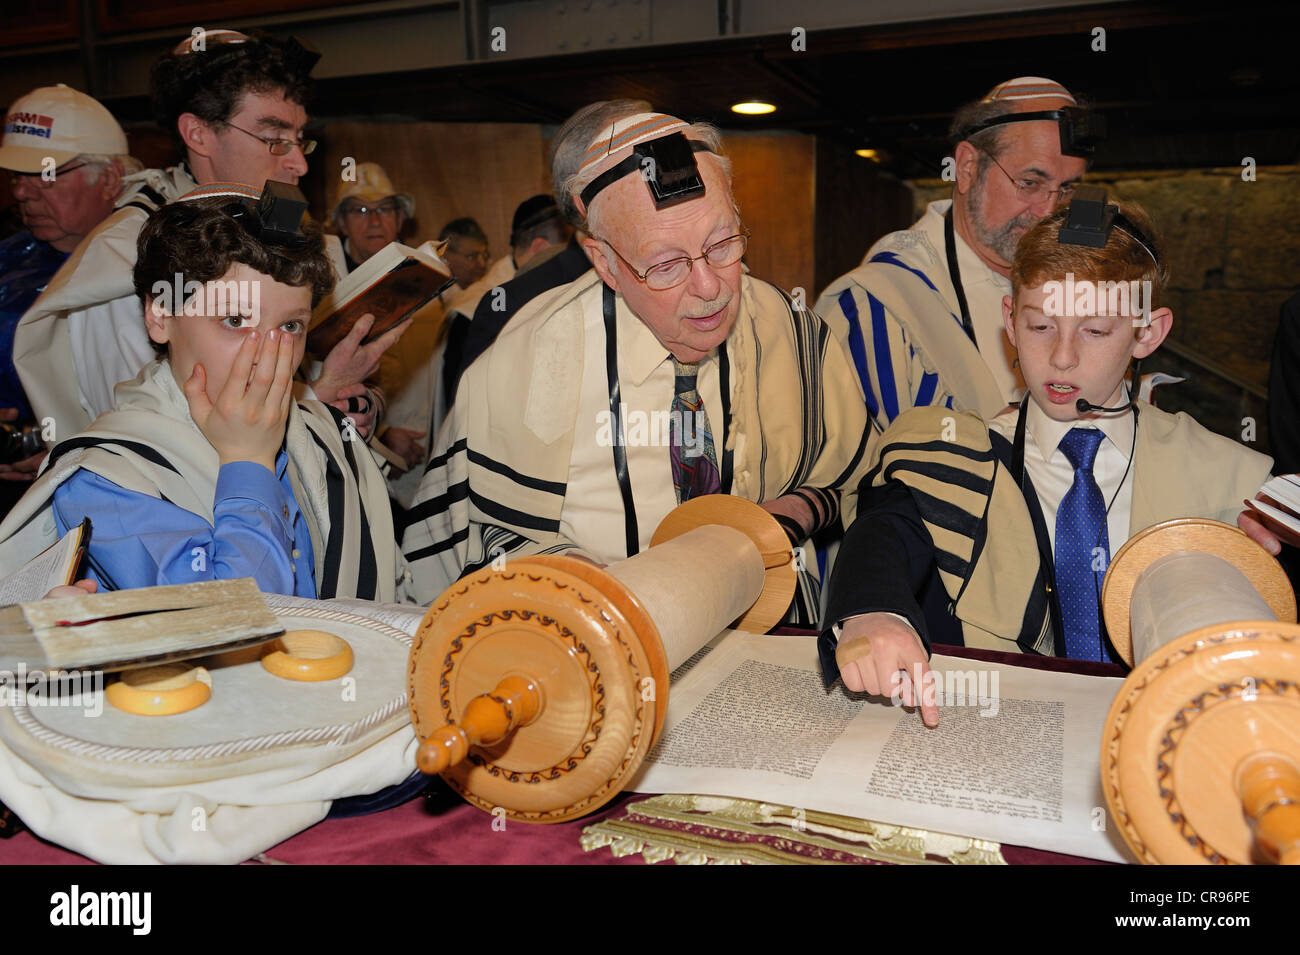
[980, 149, 1077, 205]
[597, 231, 749, 291]
[224, 121, 317, 157]
[447, 246, 490, 263]
[342, 200, 399, 220]
[10, 161, 88, 190]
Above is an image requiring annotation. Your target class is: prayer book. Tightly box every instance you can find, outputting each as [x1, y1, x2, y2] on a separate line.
[0, 518, 88, 606]
[308, 239, 454, 358]
[1244, 474, 1300, 538]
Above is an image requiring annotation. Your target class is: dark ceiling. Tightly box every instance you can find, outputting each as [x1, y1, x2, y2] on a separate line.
[305, 0, 1300, 176]
[91, 0, 1300, 177]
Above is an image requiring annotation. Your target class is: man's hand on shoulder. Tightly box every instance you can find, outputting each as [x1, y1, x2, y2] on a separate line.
[836, 611, 938, 727]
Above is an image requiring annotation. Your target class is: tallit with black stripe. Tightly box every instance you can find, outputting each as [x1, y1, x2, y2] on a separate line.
[402, 270, 872, 613]
[14, 165, 199, 434]
[866, 405, 1052, 653]
[0, 359, 410, 603]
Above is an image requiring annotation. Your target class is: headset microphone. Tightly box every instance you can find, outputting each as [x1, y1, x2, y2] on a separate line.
[1075, 395, 1135, 415]
[1074, 358, 1142, 417]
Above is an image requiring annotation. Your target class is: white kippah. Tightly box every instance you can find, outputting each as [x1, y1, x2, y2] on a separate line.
[578, 112, 689, 180]
[981, 77, 1076, 104]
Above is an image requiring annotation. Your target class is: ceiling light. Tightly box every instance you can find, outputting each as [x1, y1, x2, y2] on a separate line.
[855, 149, 880, 161]
[731, 101, 776, 116]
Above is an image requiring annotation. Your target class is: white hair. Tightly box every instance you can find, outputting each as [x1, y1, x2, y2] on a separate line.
[562, 121, 731, 236]
[74, 153, 143, 190]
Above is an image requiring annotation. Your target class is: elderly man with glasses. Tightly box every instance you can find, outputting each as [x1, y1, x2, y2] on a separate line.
[0, 85, 142, 499]
[403, 102, 871, 626]
[816, 77, 1092, 431]
[330, 163, 414, 273]
[12, 28, 401, 447]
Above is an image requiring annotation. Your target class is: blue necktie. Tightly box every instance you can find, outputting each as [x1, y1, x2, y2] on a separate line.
[1054, 427, 1110, 661]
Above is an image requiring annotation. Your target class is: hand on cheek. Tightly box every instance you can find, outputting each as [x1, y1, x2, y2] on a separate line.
[184, 330, 295, 471]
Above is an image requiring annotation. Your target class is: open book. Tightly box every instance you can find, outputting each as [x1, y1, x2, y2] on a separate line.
[0, 518, 88, 606]
[0, 578, 283, 674]
[308, 239, 455, 358]
[1244, 474, 1300, 538]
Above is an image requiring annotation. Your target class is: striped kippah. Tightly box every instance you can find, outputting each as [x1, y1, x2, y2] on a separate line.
[982, 76, 1076, 104]
[579, 112, 690, 179]
[174, 181, 262, 203]
[171, 29, 251, 56]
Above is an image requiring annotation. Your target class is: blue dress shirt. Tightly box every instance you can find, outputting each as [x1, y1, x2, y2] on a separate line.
[52, 451, 317, 596]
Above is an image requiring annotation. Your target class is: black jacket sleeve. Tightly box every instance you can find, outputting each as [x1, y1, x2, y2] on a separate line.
[1269, 292, 1300, 475]
[818, 478, 940, 685]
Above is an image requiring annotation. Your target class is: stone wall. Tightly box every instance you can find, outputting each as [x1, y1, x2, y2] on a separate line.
[911, 167, 1300, 455]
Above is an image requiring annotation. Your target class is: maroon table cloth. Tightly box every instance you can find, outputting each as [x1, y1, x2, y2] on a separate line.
[0, 639, 1124, 864]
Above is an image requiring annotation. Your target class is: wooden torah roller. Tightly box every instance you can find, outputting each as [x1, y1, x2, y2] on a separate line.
[407, 495, 796, 822]
[1100, 518, 1300, 864]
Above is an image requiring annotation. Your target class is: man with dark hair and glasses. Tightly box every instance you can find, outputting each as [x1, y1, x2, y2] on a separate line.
[13, 28, 402, 450]
[403, 105, 871, 627]
[816, 77, 1091, 433]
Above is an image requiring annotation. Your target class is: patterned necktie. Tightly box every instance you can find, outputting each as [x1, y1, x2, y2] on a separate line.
[669, 358, 721, 503]
[1054, 427, 1110, 661]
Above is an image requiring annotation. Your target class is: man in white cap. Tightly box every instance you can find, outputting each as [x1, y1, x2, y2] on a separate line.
[402, 100, 871, 625]
[330, 161, 414, 274]
[12, 29, 399, 447]
[816, 77, 1094, 431]
[0, 84, 141, 497]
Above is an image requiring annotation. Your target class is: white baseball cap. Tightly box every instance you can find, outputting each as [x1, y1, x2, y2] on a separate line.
[0, 84, 129, 173]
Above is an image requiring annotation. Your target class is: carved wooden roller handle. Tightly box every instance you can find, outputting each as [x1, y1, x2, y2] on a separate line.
[1238, 754, 1300, 865]
[416, 675, 542, 775]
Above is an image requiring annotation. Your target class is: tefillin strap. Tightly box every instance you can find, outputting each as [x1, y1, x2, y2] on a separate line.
[1057, 184, 1159, 268]
[579, 132, 710, 211]
[958, 107, 1106, 159]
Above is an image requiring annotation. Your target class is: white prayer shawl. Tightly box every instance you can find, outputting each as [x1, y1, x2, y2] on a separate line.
[402, 269, 873, 605]
[0, 358, 411, 603]
[14, 165, 199, 434]
[816, 200, 1009, 424]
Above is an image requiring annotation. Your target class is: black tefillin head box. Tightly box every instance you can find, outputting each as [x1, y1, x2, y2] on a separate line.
[256, 180, 310, 247]
[1058, 184, 1115, 248]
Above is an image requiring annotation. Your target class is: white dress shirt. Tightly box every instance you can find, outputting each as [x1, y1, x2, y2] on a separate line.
[560, 298, 724, 565]
[988, 396, 1136, 564]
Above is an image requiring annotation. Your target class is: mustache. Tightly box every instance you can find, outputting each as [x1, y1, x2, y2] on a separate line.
[682, 291, 733, 319]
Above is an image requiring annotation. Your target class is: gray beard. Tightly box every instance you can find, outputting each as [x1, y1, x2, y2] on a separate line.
[966, 174, 1039, 264]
